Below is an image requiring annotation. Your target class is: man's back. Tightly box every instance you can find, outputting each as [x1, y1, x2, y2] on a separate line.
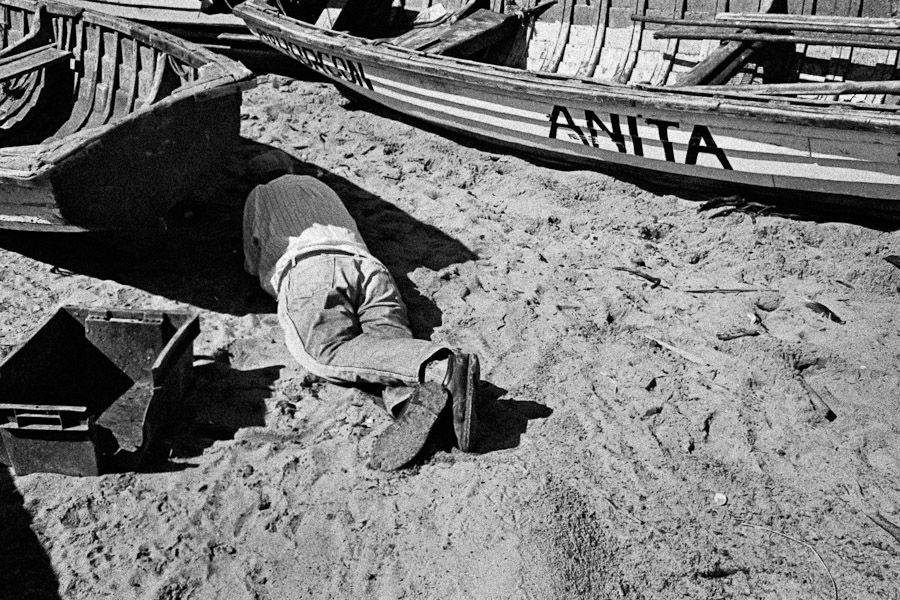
[243, 175, 370, 296]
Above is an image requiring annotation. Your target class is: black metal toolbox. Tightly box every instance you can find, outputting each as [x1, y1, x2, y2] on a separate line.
[0, 306, 200, 476]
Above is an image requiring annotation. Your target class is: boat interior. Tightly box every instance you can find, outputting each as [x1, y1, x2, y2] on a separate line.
[0, 1, 212, 148]
[274, 0, 900, 105]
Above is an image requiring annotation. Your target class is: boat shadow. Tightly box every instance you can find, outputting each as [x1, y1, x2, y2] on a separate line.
[0, 467, 62, 600]
[335, 85, 900, 232]
[0, 138, 477, 338]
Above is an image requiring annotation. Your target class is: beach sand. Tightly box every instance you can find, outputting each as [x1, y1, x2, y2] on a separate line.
[1, 72, 899, 599]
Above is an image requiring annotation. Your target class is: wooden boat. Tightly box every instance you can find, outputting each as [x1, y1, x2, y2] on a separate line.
[0, 0, 253, 232]
[235, 0, 900, 217]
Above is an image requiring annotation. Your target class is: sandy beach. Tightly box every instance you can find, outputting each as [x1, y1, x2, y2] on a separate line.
[1, 70, 899, 599]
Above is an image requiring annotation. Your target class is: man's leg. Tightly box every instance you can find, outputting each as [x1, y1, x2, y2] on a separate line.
[277, 254, 447, 388]
[278, 252, 480, 463]
[353, 255, 480, 452]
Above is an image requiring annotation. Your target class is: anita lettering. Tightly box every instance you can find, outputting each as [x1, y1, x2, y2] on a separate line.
[549, 105, 732, 170]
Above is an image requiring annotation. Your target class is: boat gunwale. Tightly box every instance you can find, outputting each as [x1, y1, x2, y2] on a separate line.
[235, 0, 900, 134]
[54, 0, 248, 28]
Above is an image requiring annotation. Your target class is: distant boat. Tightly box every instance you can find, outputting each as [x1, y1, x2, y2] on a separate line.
[235, 0, 900, 217]
[0, 0, 254, 232]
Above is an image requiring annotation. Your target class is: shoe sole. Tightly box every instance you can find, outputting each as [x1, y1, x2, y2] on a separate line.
[371, 382, 447, 471]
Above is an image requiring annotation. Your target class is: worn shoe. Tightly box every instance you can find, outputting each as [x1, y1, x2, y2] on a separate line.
[370, 382, 449, 471]
[443, 353, 480, 452]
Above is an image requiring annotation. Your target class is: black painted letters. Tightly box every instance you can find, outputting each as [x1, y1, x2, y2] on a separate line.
[549, 105, 731, 169]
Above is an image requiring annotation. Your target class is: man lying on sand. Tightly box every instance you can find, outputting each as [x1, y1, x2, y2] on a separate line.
[243, 174, 480, 469]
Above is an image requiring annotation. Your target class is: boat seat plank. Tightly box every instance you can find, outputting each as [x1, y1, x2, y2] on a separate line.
[0, 43, 70, 82]
[393, 9, 520, 57]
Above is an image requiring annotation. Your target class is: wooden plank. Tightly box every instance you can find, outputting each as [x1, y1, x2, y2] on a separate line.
[58, 0, 245, 27]
[393, 9, 520, 58]
[54, 21, 102, 137]
[636, 13, 900, 34]
[558, 10, 596, 76]
[391, 0, 481, 47]
[645, 0, 685, 85]
[660, 0, 773, 86]
[116, 35, 139, 118]
[543, 0, 573, 72]
[673, 40, 761, 85]
[654, 27, 900, 48]
[613, 0, 646, 82]
[820, 0, 856, 100]
[593, 24, 629, 80]
[575, 0, 610, 77]
[428, 10, 520, 56]
[93, 28, 120, 127]
[61, 0, 210, 9]
[0, 43, 69, 81]
[716, 12, 900, 27]
[678, 78, 900, 94]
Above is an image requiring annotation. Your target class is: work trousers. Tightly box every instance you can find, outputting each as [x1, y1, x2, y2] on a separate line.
[277, 251, 447, 402]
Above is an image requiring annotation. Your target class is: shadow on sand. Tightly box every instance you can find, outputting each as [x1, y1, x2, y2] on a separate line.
[0, 467, 62, 600]
[0, 138, 477, 338]
[145, 361, 282, 466]
[419, 381, 553, 461]
[474, 382, 553, 453]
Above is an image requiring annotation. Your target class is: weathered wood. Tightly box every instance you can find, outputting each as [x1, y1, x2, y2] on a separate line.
[543, 0, 572, 72]
[613, 0, 646, 83]
[575, 0, 610, 77]
[634, 13, 900, 35]
[673, 40, 763, 86]
[705, 41, 765, 85]
[646, 0, 686, 85]
[392, 8, 520, 58]
[661, 0, 775, 86]
[680, 78, 900, 95]
[427, 9, 521, 56]
[654, 27, 900, 49]
[0, 43, 70, 81]
[0, 0, 254, 233]
[716, 12, 900, 28]
[235, 0, 900, 216]
[56, 0, 245, 25]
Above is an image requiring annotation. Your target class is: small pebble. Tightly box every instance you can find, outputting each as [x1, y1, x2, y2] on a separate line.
[713, 492, 728, 506]
[754, 293, 782, 312]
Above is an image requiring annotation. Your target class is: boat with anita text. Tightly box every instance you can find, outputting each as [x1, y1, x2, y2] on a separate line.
[235, 0, 900, 217]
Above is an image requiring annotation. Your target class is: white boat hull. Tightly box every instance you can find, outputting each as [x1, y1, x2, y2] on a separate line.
[237, 1, 900, 214]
